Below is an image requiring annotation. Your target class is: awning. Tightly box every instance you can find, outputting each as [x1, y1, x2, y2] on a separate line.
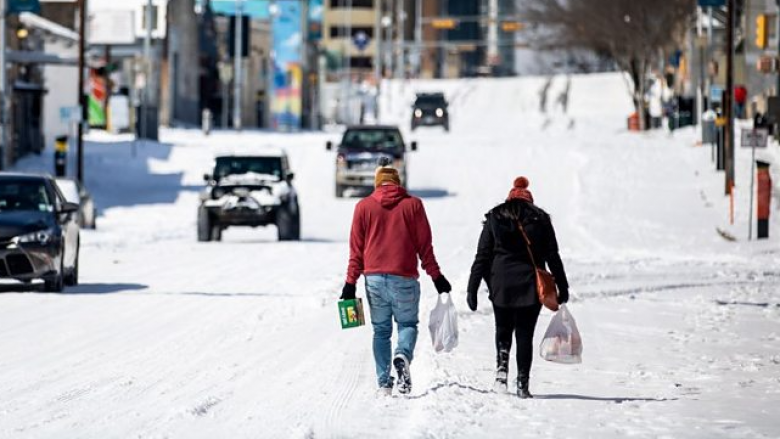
[6, 50, 78, 66]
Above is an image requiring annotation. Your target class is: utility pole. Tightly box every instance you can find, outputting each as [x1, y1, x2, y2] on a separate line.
[696, 6, 704, 129]
[395, 0, 403, 79]
[487, 0, 498, 71]
[0, 0, 8, 170]
[233, 0, 244, 131]
[725, 0, 735, 196]
[141, 0, 153, 148]
[77, 0, 88, 183]
[414, 0, 421, 77]
[776, 0, 780, 101]
[373, 0, 381, 85]
[707, 6, 713, 111]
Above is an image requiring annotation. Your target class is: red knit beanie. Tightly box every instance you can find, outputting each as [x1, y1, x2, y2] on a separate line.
[506, 176, 534, 203]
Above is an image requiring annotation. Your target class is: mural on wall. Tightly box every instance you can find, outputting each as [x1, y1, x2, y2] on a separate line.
[272, 0, 302, 130]
[308, 0, 322, 42]
[88, 69, 107, 128]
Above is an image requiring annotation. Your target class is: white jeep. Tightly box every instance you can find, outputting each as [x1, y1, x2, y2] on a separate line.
[198, 150, 300, 241]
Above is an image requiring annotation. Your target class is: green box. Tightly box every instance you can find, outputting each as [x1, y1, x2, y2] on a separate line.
[338, 298, 365, 329]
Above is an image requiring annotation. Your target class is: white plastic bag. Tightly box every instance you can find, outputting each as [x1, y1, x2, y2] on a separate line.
[428, 293, 458, 353]
[539, 304, 583, 364]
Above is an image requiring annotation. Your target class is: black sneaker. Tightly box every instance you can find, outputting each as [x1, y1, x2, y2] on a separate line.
[393, 354, 412, 395]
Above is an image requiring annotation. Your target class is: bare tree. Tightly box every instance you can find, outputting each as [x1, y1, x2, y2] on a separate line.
[522, 0, 695, 128]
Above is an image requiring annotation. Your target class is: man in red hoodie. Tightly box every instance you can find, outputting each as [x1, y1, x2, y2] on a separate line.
[341, 165, 451, 396]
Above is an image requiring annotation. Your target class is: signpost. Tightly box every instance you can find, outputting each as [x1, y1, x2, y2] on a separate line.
[741, 128, 769, 240]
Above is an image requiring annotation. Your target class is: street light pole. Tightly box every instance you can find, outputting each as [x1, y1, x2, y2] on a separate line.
[233, 0, 244, 131]
[0, 0, 8, 170]
[725, 0, 735, 197]
[141, 0, 153, 147]
[77, 0, 88, 182]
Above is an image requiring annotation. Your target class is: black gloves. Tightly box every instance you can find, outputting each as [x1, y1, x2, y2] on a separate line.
[557, 288, 569, 304]
[467, 291, 478, 311]
[433, 275, 452, 294]
[341, 283, 356, 301]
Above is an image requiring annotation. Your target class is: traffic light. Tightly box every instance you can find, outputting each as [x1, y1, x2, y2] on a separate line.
[501, 22, 524, 32]
[756, 14, 767, 49]
[431, 19, 457, 30]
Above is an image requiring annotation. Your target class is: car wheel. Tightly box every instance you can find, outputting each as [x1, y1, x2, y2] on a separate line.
[65, 243, 79, 286]
[211, 225, 223, 242]
[277, 207, 300, 241]
[197, 206, 212, 242]
[335, 184, 345, 198]
[44, 257, 65, 293]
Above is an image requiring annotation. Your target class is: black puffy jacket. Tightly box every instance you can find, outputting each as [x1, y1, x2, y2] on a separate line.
[467, 199, 569, 308]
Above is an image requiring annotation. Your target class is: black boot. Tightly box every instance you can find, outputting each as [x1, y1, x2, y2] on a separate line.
[517, 376, 533, 399]
[494, 347, 510, 392]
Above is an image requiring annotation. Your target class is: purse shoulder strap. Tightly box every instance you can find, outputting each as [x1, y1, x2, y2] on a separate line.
[517, 222, 539, 270]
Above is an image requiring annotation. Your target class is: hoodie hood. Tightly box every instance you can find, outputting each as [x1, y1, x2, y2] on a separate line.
[371, 184, 408, 209]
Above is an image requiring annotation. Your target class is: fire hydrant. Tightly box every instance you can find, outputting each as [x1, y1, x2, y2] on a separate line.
[757, 160, 772, 239]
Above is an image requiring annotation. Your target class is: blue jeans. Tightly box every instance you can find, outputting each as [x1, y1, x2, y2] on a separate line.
[365, 274, 420, 388]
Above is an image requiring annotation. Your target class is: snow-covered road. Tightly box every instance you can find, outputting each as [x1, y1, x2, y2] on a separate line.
[1, 73, 778, 438]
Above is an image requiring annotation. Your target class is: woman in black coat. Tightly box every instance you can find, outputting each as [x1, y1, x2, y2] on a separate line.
[467, 176, 569, 398]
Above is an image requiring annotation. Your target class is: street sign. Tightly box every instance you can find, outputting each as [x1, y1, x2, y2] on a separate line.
[710, 85, 724, 104]
[741, 128, 769, 148]
[353, 31, 370, 51]
[8, 0, 40, 15]
[59, 106, 82, 124]
[89, 10, 136, 45]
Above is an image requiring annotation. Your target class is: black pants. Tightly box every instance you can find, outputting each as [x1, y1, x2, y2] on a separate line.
[493, 304, 542, 380]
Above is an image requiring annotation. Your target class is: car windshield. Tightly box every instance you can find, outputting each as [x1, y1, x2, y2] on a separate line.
[214, 157, 283, 180]
[0, 180, 53, 213]
[342, 129, 403, 151]
[415, 95, 446, 107]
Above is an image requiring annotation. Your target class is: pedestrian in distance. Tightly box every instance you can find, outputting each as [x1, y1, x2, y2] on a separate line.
[466, 176, 570, 399]
[341, 163, 451, 396]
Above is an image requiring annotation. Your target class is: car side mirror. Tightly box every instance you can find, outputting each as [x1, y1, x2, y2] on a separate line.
[286, 172, 295, 182]
[326, 141, 333, 151]
[60, 201, 79, 214]
[203, 173, 212, 182]
[410, 141, 418, 152]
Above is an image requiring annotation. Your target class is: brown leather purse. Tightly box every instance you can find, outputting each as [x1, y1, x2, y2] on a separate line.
[518, 222, 560, 312]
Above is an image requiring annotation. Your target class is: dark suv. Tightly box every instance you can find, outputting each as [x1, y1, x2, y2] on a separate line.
[411, 92, 449, 131]
[198, 151, 300, 242]
[327, 125, 417, 198]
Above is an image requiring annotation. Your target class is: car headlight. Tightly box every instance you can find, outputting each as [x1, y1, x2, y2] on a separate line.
[15, 229, 54, 245]
[414, 109, 422, 118]
[435, 108, 444, 117]
[337, 154, 347, 169]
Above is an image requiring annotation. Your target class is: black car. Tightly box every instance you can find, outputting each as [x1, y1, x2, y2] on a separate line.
[411, 92, 449, 131]
[56, 178, 97, 229]
[0, 174, 80, 292]
[326, 125, 417, 198]
[198, 150, 300, 242]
